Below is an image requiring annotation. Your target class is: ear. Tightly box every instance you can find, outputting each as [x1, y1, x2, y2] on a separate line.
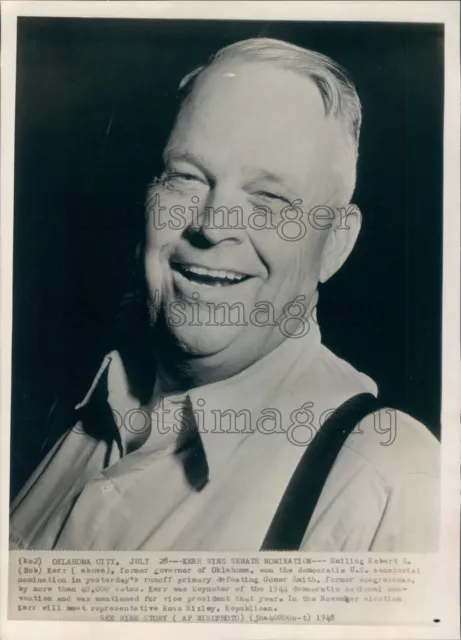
[319, 205, 362, 284]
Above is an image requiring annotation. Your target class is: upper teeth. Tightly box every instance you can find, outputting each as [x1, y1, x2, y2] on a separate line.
[182, 264, 246, 281]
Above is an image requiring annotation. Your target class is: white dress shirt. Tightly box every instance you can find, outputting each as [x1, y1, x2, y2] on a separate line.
[9, 320, 439, 551]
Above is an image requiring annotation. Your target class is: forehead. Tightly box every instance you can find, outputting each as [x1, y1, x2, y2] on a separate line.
[167, 60, 341, 189]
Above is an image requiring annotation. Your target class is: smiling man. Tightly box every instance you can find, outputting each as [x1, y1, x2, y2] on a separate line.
[10, 38, 439, 552]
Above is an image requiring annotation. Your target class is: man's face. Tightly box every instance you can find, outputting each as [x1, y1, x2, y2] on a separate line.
[144, 60, 347, 378]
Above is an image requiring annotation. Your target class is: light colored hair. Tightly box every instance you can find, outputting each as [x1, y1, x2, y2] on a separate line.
[178, 38, 362, 204]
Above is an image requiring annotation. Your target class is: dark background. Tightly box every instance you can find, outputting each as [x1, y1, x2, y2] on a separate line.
[10, 18, 444, 499]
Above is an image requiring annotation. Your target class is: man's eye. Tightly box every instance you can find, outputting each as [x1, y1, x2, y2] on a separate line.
[254, 190, 291, 206]
[164, 171, 202, 184]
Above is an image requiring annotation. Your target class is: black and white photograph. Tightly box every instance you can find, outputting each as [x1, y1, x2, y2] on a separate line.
[5, 11, 448, 555]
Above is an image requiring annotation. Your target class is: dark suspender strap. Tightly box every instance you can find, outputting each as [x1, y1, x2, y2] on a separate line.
[260, 392, 380, 551]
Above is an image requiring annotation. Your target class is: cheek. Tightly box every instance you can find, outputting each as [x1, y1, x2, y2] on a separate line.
[297, 232, 327, 277]
[253, 228, 325, 284]
[143, 220, 176, 294]
[145, 181, 202, 241]
[145, 206, 181, 250]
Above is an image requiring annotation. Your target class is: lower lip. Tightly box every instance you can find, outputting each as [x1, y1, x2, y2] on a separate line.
[171, 268, 255, 300]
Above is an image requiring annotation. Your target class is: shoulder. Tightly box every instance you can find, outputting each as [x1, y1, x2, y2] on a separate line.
[289, 342, 439, 482]
[308, 343, 379, 398]
[286, 342, 379, 424]
[343, 408, 440, 484]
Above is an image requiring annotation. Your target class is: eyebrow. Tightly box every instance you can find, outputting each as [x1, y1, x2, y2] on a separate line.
[251, 170, 291, 187]
[245, 170, 299, 199]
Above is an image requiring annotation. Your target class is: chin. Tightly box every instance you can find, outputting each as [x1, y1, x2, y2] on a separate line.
[168, 323, 239, 357]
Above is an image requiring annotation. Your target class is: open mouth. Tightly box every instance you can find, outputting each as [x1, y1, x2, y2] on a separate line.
[171, 262, 252, 287]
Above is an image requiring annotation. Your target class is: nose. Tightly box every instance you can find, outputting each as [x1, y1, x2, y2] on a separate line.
[184, 187, 246, 247]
